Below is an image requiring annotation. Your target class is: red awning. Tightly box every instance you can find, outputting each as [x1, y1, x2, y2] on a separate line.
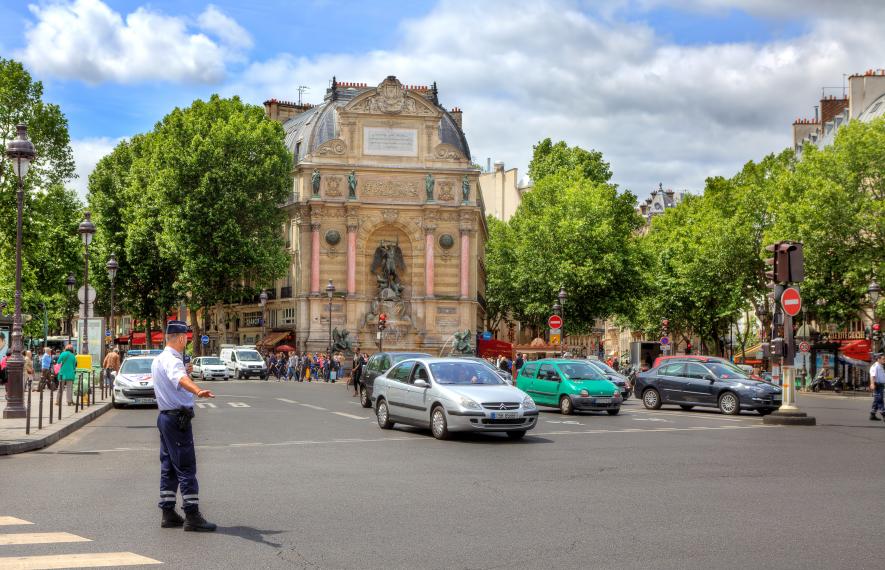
[114, 336, 130, 345]
[840, 339, 872, 362]
[130, 331, 192, 346]
[477, 338, 514, 358]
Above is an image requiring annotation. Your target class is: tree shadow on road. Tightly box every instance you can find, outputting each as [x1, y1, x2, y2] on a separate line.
[215, 525, 288, 548]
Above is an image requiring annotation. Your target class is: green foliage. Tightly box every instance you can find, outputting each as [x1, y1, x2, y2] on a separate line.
[527, 138, 612, 185]
[484, 215, 517, 329]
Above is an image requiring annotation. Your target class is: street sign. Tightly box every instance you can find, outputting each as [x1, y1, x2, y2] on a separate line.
[781, 286, 802, 317]
[77, 285, 96, 304]
[201, 335, 209, 345]
[660, 336, 670, 346]
[548, 315, 563, 329]
[481, 331, 492, 341]
[550, 333, 561, 345]
[105, 329, 111, 337]
[798, 341, 810, 353]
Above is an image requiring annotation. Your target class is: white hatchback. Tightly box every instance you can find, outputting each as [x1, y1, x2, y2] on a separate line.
[192, 356, 229, 381]
[112, 356, 157, 408]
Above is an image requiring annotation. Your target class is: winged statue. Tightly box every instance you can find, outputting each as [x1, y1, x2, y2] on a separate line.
[370, 241, 406, 299]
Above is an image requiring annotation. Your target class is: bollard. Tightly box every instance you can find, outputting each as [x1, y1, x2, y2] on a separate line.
[26, 380, 32, 435]
[38, 385, 44, 430]
[75, 376, 80, 413]
[57, 378, 63, 420]
[48, 381, 54, 424]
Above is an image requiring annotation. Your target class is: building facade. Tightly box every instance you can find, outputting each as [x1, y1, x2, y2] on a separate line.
[215, 76, 487, 355]
[478, 161, 530, 222]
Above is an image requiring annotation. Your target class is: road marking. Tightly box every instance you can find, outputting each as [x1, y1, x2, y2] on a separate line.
[545, 420, 584, 425]
[622, 409, 754, 422]
[0, 552, 161, 569]
[298, 404, 327, 411]
[227, 402, 250, 408]
[534, 424, 772, 436]
[331, 412, 370, 420]
[276, 398, 299, 404]
[230, 443, 263, 447]
[196, 402, 217, 409]
[0, 518, 31, 526]
[0, 532, 90, 546]
[633, 417, 670, 422]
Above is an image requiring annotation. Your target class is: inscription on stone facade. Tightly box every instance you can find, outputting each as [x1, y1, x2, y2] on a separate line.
[362, 177, 421, 200]
[437, 307, 457, 315]
[363, 127, 418, 157]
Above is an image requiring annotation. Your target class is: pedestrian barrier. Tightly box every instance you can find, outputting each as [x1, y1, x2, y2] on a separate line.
[24, 369, 102, 436]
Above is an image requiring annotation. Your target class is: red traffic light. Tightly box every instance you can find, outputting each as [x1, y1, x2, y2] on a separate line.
[874, 324, 881, 332]
[379, 313, 387, 323]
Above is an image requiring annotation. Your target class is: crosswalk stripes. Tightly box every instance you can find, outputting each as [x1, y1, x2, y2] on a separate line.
[0, 516, 160, 569]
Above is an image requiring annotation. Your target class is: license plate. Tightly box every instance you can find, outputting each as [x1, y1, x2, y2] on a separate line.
[594, 398, 612, 404]
[491, 411, 518, 419]
[134, 398, 154, 405]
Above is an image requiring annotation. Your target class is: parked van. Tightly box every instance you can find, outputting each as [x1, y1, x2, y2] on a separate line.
[219, 346, 267, 379]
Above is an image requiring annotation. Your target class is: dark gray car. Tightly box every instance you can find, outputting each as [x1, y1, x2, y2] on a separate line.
[359, 352, 431, 408]
[585, 359, 630, 399]
[635, 360, 782, 415]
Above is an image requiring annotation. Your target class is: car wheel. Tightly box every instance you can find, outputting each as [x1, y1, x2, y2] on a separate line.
[642, 388, 662, 410]
[506, 430, 527, 440]
[559, 395, 574, 415]
[606, 408, 620, 416]
[430, 406, 450, 440]
[359, 386, 371, 408]
[111, 393, 123, 409]
[718, 392, 741, 415]
[679, 404, 694, 411]
[376, 399, 394, 430]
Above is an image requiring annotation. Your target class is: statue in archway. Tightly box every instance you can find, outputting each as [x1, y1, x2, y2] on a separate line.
[371, 241, 406, 300]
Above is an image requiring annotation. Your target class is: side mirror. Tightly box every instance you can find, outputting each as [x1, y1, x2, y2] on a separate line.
[707, 374, 716, 382]
[414, 379, 429, 388]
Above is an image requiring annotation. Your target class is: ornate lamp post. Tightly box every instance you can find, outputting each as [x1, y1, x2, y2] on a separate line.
[869, 279, 881, 353]
[558, 285, 568, 355]
[755, 305, 769, 372]
[66, 273, 76, 346]
[3, 124, 36, 419]
[326, 280, 336, 357]
[259, 290, 268, 346]
[78, 213, 96, 359]
[106, 254, 118, 351]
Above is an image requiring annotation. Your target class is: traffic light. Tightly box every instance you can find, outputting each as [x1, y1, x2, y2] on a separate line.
[764, 241, 804, 284]
[378, 313, 387, 331]
[685, 342, 692, 355]
[764, 242, 782, 284]
[770, 337, 785, 359]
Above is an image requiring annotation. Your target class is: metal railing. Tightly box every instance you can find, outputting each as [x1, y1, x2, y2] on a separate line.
[24, 369, 103, 436]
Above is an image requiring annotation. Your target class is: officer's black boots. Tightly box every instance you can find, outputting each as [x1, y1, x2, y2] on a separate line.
[161, 508, 184, 528]
[183, 510, 217, 532]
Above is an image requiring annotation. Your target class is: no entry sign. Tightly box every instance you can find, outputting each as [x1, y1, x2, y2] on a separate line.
[781, 286, 802, 317]
[548, 315, 563, 329]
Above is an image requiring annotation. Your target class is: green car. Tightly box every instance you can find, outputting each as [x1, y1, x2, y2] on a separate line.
[516, 359, 622, 415]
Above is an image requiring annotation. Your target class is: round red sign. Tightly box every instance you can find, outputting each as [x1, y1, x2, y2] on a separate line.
[781, 287, 802, 317]
[548, 315, 563, 329]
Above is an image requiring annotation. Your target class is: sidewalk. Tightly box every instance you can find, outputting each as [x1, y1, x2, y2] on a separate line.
[0, 384, 112, 455]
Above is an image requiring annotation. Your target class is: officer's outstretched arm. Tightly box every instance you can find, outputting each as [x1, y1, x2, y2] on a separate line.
[178, 375, 215, 399]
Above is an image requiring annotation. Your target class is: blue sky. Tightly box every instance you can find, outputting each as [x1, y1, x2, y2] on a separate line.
[2, 0, 881, 198]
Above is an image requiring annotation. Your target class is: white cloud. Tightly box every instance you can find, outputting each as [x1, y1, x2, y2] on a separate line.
[20, 0, 251, 84]
[225, 0, 885, 196]
[69, 136, 122, 199]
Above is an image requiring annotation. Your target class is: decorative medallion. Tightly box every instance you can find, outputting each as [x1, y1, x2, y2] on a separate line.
[325, 176, 343, 197]
[325, 230, 341, 246]
[381, 209, 399, 223]
[437, 181, 455, 201]
[438, 234, 455, 249]
[433, 143, 464, 160]
[316, 139, 346, 156]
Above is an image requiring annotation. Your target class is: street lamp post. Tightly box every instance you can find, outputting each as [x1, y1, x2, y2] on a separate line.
[326, 280, 336, 358]
[259, 290, 268, 347]
[558, 285, 567, 357]
[869, 279, 881, 353]
[106, 254, 118, 352]
[78, 213, 96, 359]
[3, 124, 36, 419]
[66, 273, 76, 346]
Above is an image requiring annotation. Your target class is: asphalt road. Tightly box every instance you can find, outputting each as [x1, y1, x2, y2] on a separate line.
[1, 380, 883, 569]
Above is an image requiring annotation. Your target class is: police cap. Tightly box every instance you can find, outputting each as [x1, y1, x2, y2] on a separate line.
[166, 320, 189, 335]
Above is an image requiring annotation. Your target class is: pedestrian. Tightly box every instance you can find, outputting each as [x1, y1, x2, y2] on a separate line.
[268, 352, 277, 381]
[287, 352, 297, 381]
[515, 353, 524, 372]
[23, 350, 35, 389]
[39, 347, 53, 391]
[152, 320, 217, 532]
[869, 353, 885, 421]
[103, 348, 121, 389]
[56, 344, 77, 405]
[351, 353, 363, 397]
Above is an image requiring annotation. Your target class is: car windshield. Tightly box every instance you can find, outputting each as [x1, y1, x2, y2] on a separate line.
[559, 363, 606, 380]
[120, 358, 154, 375]
[237, 350, 262, 362]
[708, 363, 749, 379]
[202, 357, 223, 365]
[430, 362, 505, 385]
[588, 360, 618, 375]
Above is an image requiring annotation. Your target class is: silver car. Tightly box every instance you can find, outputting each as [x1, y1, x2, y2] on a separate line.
[372, 357, 538, 440]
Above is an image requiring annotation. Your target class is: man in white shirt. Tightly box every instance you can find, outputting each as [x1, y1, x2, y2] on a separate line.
[870, 353, 885, 421]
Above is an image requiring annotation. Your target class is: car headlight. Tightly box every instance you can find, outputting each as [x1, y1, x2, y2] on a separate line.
[579, 389, 590, 397]
[522, 396, 536, 409]
[458, 397, 482, 410]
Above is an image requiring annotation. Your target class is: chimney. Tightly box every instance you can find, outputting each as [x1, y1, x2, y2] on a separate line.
[494, 161, 505, 173]
[819, 95, 848, 127]
[263, 98, 313, 123]
[449, 107, 463, 129]
[486, 158, 491, 172]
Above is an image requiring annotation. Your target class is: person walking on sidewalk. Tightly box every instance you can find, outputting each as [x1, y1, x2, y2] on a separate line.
[23, 350, 34, 390]
[57, 345, 77, 405]
[39, 347, 52, 391]
[103, 348, 121, 389]
[153, 320, 217, 532]
[870, 353, 885, 421]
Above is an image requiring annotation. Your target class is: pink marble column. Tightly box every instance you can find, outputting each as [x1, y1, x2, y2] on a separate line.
[425, 227, 435, 298]
[459, 229, 470, 299]
[346, 224, 357, 296]
[310, 222, 321, 295]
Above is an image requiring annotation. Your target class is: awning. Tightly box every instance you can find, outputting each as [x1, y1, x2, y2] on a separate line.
[114, 336, 130, 345]
[130, 331, 192, 345]
[477, 338, 513, 358]
[256, 331, 291, 349]
[839, 339, 871, 362]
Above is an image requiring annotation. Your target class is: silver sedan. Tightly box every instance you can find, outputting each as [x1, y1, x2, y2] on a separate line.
[372, 357, 538, 440]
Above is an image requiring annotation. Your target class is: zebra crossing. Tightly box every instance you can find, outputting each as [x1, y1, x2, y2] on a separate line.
[0, 515, 159, 569]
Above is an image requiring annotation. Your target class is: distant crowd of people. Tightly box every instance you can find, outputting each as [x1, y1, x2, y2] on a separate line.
[262, 351, 354, 383]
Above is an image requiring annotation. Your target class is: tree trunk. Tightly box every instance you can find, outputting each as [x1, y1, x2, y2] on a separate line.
[190, 305, 201, 356]
[146, 316, 152, 349]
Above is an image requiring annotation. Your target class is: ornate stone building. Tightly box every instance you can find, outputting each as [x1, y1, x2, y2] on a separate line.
[250, 76, 487, 354]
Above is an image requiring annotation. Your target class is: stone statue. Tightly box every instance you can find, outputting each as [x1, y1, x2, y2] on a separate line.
[348, 170, 357, 199]
[331, 328, 354, 354]
[461, 175, 470, 203]
[453, 330, 472, 354]
[425, 173, 435, 201]
[370, 241, 406, 299]
[311, 169, 321, 196]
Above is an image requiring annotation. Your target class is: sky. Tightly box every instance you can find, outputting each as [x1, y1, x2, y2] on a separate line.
[2, 0, 883, 200]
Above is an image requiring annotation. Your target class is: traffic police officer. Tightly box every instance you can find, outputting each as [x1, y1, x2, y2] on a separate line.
[152, 320, 217, 531]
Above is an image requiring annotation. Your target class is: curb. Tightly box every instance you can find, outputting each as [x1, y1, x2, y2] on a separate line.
[0, 402, 113, 456]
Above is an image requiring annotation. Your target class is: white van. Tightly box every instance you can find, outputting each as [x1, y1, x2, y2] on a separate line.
[219, 346, 268, 380]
